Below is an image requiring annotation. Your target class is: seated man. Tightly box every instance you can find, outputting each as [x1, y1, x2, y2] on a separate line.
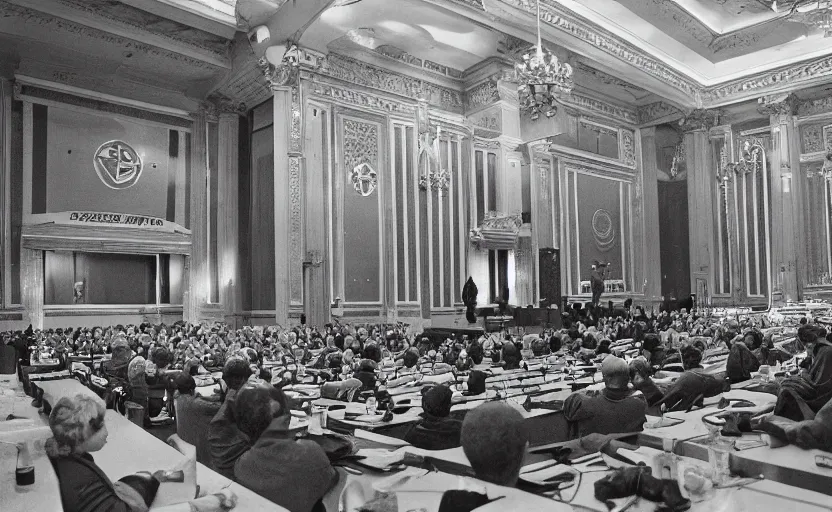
[207, 357, 252, 480]
[234, 382, 338, 512]
[173, 373, 221, 466]
[460, 402, 528, 487]
[563, 356, 647, 438]
[404, 385, 462, 450]
[775, 325, 832, 421]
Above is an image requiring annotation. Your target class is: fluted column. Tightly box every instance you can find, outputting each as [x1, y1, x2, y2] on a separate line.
[186, 107, 209, 322]
[272, 86, 292, 326]
[639, 127, 662, 304]
[681, 109, 719, 305]
[760, 94, 802, 303]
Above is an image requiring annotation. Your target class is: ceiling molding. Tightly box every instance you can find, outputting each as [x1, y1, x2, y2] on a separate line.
[0, 0, 229, 72]
[560, 90, 638, 126]
[637, 101, 684, 126]
[5, 0, 231, 68]
[313, 52, 464, 113]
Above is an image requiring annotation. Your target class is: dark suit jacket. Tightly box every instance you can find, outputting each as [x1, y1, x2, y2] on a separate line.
[50, 453, 132, 512]
[207, 388, 250, 480]
[235, 418, 337, 512]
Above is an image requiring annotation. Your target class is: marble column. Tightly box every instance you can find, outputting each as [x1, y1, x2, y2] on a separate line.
[217, 111, 241, 326]
[186, 107, 209, 322]
[761, 94, 802, 303]
[272, 85, 292, 327]
[682, 110, 719, 306]
[639, 127, 662, 304]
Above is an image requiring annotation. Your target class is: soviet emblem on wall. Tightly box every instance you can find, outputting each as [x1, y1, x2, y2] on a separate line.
[592, 208, 616, 252]
[350, 163, 378, 197]
[93, 140, 143, 189]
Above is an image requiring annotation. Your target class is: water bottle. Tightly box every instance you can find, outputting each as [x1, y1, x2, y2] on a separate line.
[365, 396, 377, 415]
[16, 442, 35, 486]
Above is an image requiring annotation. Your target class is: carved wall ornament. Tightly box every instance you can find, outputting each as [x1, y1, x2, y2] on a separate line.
[621, 130, 636, 167]
[290, 86, 302, 153]
[289, 156, 303, 302]
[259, 56, 298, 88]
[802, 124, 824, 153]
[350, 163, 379, 197]
[592, 209, 616, 252]
[798, 95, 832, 117]
[343, 118, 379, 196]
[757, 93, 800, 116]
[637, 101, 683, 125]
[561, 92, 638, 125]
[823, 125, 832, 153]
[679, 109, 720, 132]
[465, 79, 500, 112]
[310, 82, 416, 116]
[575, 62, 647, 94]
[318, 54, 463, 112]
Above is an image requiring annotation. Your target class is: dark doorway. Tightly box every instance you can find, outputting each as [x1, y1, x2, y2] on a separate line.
[658, 180, 691, 304]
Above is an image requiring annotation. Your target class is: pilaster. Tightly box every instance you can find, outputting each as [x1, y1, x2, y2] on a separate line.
[186, 107, 209, 322]
[639, 126, 662, 303]
[20, 248, 43, 329]
[760, 93, 802, 302]
[681, 109, 719, 305]
[272, 86, 292, 327]
[217, 110, 241, 325]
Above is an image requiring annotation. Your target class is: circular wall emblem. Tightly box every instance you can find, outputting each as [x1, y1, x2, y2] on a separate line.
[93, 140, 143, 189]
[592, 208, 616, 252]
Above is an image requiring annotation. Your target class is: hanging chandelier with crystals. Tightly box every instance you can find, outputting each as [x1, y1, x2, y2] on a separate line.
[513, 0, 574, 120]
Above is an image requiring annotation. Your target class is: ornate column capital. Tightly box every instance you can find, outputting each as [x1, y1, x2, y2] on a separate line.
[757, 92, 800, 117]
[206, 93, 246, 116]
[679, 109, 720, 132]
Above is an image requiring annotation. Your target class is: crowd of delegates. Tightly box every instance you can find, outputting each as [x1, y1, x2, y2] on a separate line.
[6, 301, 832, 511]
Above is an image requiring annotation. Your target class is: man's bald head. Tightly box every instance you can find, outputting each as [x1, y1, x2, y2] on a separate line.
[461, 402, 528, 486]
[601, 356, 630, 390]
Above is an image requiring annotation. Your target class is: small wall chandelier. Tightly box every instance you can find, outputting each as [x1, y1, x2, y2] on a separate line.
[513, 0, 573, 120]
[808, 149, 832, 180]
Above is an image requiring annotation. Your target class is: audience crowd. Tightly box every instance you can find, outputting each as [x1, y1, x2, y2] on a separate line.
[5, 300, 832, 512]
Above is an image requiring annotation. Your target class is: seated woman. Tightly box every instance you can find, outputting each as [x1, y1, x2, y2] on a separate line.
[47, 393, 236, 512]
[404, 385, 463, 450]
[234, 382, 338, 512]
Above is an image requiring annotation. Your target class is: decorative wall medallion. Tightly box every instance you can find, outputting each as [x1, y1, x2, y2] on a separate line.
[350, 163, 378, 196]
[93, 140, 143, 189]
[592, 208, 616, 252]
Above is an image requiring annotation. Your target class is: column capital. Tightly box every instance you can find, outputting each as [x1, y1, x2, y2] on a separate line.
[679, 109, 721, 132]
[206, 92, 246, 116]
[757, 92, 800, 117]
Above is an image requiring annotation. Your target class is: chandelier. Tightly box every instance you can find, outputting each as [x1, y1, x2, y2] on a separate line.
[808, 149, 832, 180]
[513, 0, 574, 120]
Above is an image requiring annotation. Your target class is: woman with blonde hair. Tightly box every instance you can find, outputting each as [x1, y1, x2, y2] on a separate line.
[47, 393, 237, 512]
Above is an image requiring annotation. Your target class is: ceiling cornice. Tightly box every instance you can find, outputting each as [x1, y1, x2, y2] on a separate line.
[435, 0, 832, 111]
[5, 0, 231, 68]
[0, 0, 229, 71]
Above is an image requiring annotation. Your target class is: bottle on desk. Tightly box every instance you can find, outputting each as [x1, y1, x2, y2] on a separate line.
[16, 442, 35, 486]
